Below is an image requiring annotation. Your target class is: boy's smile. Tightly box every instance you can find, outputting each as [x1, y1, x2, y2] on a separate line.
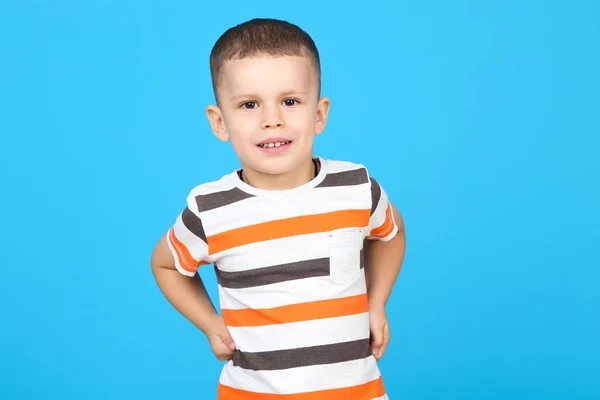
[206, 55, 330, 190]
[256, 137, 292, 153]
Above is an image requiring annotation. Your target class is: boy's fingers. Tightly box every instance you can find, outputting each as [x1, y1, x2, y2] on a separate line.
[215, 343, 235, 361]
[370, 327, 384, 359]
[225, 339, 236, 352]
[378, 323, 390, 359]
[209, 331, 236, 360]
[220, 331, 237, 352]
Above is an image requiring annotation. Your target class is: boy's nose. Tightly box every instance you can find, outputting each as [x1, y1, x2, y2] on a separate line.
[263, 120, 283, 129]
[261, 109, 285, 129]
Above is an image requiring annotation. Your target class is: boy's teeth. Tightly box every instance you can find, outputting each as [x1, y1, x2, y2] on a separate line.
[260, 141, 289, 147]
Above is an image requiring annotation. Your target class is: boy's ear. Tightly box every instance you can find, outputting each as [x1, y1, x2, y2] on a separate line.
[315, 96, 330, 135]
[206, 104, 229, 142]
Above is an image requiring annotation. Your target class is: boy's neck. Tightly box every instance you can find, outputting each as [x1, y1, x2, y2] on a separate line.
[240, 158, 319, 191]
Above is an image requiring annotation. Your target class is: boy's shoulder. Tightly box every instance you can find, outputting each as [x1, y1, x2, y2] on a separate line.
[323, 158, 367, 172]
[180, 170, 242, 211]
[321, 157, 376, 182]
[186, 171, 237, 196]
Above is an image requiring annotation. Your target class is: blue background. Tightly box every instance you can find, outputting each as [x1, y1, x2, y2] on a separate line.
[1, 1, 599, 399]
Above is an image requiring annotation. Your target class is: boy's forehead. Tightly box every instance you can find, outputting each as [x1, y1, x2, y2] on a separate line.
[219, 55, 318, 97]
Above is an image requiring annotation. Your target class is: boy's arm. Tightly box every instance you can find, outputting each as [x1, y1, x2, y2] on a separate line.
[151, 233, 218, 333]
[365, 202, 406, 309]
[364, 199, 406, 360]
[151, 233, 236, 358]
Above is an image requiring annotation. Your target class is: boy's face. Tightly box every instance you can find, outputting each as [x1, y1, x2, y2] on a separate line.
[207, 55, 329, 178]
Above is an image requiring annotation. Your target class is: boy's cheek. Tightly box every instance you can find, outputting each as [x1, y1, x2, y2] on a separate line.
[228, 120, 259, 141]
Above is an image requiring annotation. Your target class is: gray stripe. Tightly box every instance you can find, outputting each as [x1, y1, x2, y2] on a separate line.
[316, 168, 368, 188]
[232, 338, 372, 371]
[216, 254, 365, 289]
[215, 258, 330, 289]
[360, 248, 365, 270]
[195, 187, 253, 213]
[370, 178, 382, 216]
[182, 207, 207, 243]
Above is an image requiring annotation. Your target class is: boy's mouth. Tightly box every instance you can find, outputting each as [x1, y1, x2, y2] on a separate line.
[257, 138, 293, 153]
[257, 140, 291, 148]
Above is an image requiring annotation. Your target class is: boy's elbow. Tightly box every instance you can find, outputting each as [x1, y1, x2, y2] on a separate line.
[150, 252, 162, 271]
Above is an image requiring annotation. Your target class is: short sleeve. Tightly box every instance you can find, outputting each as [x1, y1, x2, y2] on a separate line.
[166, 196, 211, 276]
[367, 177, 398, 241]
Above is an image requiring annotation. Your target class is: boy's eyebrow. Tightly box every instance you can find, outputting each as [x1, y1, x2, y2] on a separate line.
[230, 90, 308, 102]
[279, 90, 308, 97]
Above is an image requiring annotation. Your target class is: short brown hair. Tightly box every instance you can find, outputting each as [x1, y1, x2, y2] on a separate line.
[209, 18, 321, 102]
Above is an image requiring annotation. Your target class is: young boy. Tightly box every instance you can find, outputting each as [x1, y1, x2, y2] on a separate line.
[151, 18, 406, 399]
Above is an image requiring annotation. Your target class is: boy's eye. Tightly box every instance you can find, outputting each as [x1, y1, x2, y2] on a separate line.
[241, 101, 257, 109]
[283, 99, 299, 107]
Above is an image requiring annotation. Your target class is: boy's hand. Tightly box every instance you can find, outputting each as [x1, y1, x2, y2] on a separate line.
[207, 315, 237, 361]
[369, 307, 390, 361]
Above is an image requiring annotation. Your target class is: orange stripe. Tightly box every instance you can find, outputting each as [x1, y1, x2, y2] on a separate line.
[218, 376, 385, 400]
[369, 204, 394, 239]
[222, 293, 369, 328]
[208, 209, 370, 255]
[168, 228, 207, 272]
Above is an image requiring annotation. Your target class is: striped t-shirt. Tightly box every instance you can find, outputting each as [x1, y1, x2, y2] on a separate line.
[167, 157, 398, 399]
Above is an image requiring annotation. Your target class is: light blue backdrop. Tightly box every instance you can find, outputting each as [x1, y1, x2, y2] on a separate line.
[1, 1, 598, 399]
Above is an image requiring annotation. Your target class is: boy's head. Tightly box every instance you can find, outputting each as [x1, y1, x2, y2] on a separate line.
[209, 18, 321, 102]
[206, 18, 330, 183]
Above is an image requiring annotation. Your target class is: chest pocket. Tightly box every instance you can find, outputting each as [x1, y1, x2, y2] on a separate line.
[328, 229, 363, 281]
